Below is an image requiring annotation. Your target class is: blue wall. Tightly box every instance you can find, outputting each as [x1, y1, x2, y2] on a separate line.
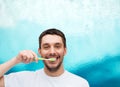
[0, 0, 120, 87]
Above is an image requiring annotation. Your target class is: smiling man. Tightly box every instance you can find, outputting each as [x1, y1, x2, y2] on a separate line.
[0, 28, 89, 87]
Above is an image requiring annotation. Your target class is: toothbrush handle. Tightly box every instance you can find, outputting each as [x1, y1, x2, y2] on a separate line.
[38, 58, 44, 60]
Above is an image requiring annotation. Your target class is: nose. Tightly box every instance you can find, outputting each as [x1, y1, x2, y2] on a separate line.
[49, 47, 56, 56]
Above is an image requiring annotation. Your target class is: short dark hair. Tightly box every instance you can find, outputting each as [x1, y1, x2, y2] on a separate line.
[39, 28, 66, 48]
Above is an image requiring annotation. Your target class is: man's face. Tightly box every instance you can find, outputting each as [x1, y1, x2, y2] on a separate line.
[39, 35, 66, 72]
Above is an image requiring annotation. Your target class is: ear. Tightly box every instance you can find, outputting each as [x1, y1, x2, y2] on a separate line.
[64, 48, 67, 56]
[38, 48, 41, 56]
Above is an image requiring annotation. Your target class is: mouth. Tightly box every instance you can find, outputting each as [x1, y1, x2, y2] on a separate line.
[46, 56, 60, 62]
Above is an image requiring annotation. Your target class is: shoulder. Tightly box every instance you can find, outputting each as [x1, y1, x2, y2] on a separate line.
[4, 71, 34, 80]
[65, 71, 89, 87]
[4, 69, 43, 78]
[65, 71, 85, 80]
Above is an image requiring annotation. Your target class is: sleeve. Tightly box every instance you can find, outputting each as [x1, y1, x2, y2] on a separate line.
[4, 71, 35, 87]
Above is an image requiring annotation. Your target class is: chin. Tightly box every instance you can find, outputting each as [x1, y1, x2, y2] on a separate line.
[45, 62, 62, 72]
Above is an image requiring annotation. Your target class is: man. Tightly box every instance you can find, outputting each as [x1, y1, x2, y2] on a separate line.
[0, 28, 89, 87]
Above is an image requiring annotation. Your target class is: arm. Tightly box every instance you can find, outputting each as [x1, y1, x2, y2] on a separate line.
[0, 58, 18, 87]
[0, 50, 38, 87]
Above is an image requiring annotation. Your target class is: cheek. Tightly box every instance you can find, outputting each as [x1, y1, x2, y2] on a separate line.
[59, 50, 66, 56]
[40, 50, 48, 56]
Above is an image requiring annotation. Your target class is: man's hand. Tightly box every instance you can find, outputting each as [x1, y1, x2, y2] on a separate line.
[15, 50, 38, 64]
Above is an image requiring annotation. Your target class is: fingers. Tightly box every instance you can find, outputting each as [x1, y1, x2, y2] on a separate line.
[30, 50, 38, 63]
[17, 50, 38, 64]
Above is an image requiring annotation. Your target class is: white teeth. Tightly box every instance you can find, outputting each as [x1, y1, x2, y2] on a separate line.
[47, 56, 59, 60]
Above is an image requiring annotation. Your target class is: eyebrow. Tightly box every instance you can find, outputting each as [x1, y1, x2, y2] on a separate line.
[55, 43, 62, 45]
[42, 43, 49, 46]
[42, 42, 62, 46]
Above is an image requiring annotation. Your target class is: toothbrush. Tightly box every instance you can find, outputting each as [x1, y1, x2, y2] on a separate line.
[37, 58, 56, 61]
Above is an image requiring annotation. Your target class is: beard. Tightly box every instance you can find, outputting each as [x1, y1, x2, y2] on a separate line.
[44, 59, 63, 72]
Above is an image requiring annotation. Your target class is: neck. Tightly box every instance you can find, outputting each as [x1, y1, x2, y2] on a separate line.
[44, 64, 64, 77]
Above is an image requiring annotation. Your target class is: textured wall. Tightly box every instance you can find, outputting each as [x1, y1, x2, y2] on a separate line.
[0, 0, 120, 87]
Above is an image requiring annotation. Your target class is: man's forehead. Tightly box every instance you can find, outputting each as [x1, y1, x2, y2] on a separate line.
[41, 35, 63, 43]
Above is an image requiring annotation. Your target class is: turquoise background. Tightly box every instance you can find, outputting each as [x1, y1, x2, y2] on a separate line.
[0, 0, 120, 87]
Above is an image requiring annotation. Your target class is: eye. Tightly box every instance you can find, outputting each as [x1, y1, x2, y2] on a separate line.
[44, 46, 49, 49]
[55, 45, 60, 48]
[43, 45, 50, 49]
[55, 44, 62, 49]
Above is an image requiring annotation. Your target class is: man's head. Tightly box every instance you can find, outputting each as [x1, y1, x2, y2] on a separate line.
[39, 28, 66, 48]
[38, 28, 67, 72]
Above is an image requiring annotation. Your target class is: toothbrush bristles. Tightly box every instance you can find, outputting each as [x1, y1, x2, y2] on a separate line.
[37, 57, 56, 61]
[49, 58, 56, 61]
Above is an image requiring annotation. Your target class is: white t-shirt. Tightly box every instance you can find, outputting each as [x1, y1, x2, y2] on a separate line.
[4, 69, 89, 87]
